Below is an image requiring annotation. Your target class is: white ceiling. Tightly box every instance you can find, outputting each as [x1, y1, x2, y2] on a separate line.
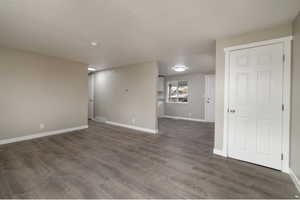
[0, 0, 299, 75]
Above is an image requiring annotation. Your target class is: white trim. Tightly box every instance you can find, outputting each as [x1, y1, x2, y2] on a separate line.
[205, 75, 209, 121]
[204, 74, 216, 122]
[93, 117, 158, 134]
[88, 73, 95, 120]
[289, 168, 300, 193]
[213, 148, 228, 157]
[162, 115, 208, 122]
[282, 38, 292, 173]
[165, 102, 189, 104]
[223, 49, 230, 156]
[105, 121, 158, 134]
[224, 36, 293, 52]
[0, 125, 88, 145]
[223, 36, 292, 173]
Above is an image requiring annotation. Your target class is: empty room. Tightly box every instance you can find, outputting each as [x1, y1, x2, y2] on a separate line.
[1, 0, 300, 199]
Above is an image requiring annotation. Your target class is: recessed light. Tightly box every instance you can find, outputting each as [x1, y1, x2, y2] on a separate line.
[90, 41, 98, 47]
[172, 64, 188, 72]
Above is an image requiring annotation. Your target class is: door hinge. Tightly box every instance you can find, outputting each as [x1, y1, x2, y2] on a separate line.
[281, 154, 284, 161]
[283, 54, 285, 62]
[282, 104, 285, 111]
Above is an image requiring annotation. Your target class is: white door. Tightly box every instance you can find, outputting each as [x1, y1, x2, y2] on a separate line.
[88, 74, 94, 120]
[205, 75, 215, 122]
[228, 43, 284, 170]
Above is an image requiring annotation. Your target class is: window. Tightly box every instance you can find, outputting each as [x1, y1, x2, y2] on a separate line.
[167, 80, 189, 103]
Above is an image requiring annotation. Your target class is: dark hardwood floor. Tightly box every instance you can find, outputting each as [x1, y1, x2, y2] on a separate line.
[0, 118, 299, 199]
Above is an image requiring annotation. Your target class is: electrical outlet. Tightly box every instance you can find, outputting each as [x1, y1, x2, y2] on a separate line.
[40, 123, 45, 130]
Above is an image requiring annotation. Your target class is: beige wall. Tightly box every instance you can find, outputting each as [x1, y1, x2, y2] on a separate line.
[0, 47, 88, 140]
[94, 61, 158, 131]
[215, 23, 293, 150]
[291, 13, 300, 181]
[164, 73, 206, 120]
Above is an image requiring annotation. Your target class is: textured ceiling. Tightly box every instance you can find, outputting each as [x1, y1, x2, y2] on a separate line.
[0, 0, 299, 75]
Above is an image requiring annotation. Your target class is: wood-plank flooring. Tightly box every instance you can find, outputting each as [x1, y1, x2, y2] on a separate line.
[0, 118, 299, 199]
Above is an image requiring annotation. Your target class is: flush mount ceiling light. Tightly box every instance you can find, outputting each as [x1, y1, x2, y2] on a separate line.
[88, 66, 96, 71]
[90, 41, 98, 47]
[172, 64, 188, 72]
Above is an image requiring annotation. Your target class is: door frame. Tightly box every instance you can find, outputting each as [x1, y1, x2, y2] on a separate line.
[88, 73, 95, 120]
[222, 36, 292, 173]
[205, 74, 215, 122]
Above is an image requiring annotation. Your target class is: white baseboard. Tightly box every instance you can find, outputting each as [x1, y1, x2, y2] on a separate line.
[162, 115, 208, 122]
[289, 168, 300, 193]
[213, 148, 228, 157]
[105, 121, 158, 134]
[0, 125, 88, 145]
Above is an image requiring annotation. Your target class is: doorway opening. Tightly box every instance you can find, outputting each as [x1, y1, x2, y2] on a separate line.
[88, 73, 94, 120]
[156, 71, 215, 135]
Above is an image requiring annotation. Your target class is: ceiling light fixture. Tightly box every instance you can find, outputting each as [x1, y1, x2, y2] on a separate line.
[172, 64, 188, 72]
[90, 41, 98, 47]
[88, 67, 96, 71]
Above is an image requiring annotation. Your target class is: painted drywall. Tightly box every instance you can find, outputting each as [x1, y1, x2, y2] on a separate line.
[164, 73, 206, 120]
[215, 23, 293, 150]
[94, 61, 158, 131]
[0, 47, 88, 140]
[291, 13, 300, 183]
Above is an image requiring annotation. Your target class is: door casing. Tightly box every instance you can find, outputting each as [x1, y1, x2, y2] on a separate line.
[205, 75, 215, 122]
[222, 36, 292, 173]
[88, 73, 95, 120]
